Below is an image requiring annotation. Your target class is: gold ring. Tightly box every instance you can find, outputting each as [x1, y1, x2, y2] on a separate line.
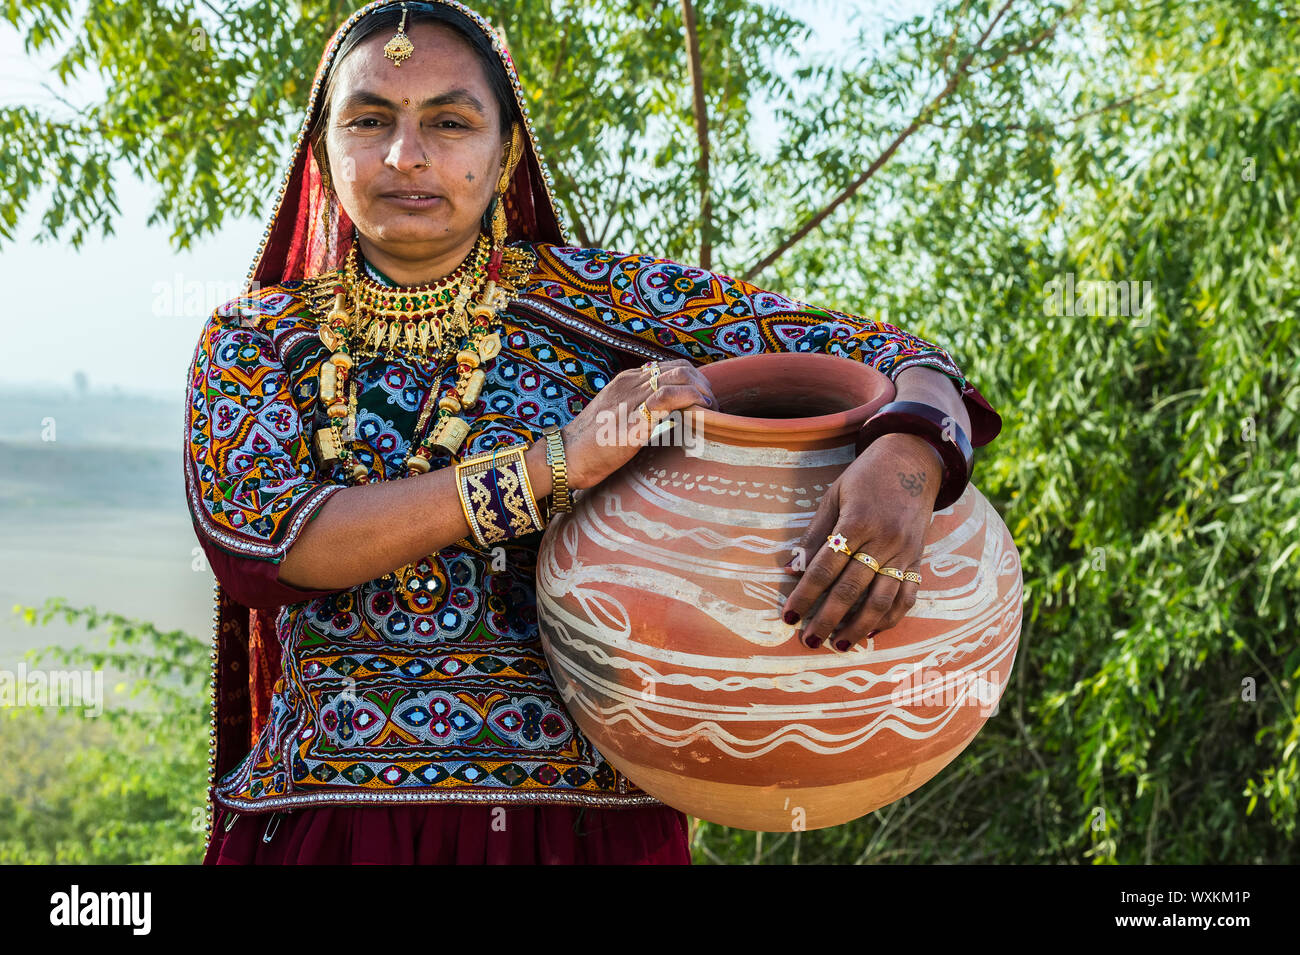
[642, 360, 661, 392]
[638, 400, 653, 426]
[902, 571, 922, 584]
[825, 533, 853, 556]
[851, 551, 880, 572]
[877, 566, 908, 581]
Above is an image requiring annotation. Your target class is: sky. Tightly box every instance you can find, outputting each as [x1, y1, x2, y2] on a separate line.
[0, 0, 936, 401]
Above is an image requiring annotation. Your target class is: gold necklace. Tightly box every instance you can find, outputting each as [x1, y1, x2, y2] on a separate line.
[311, 235, 537, 485]
[344, 234, 490, 360]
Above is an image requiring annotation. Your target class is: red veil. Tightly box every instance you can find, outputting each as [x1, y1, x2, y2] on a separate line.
[203, 0, 576, 849]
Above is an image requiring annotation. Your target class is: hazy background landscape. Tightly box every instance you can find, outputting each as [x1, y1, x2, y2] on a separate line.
[0, 382, 212, 689]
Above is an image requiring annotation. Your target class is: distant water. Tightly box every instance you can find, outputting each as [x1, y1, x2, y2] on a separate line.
[0, 384, 217, 689]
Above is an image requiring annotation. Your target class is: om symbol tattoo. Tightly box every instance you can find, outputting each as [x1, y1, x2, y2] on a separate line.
[898, 469, 928, 497]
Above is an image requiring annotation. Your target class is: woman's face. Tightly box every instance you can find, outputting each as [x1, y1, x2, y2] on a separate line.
[323, 21, 508, 264]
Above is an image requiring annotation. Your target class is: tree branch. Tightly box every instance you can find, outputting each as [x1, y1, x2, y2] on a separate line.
[742, 0, 1023, 281]
[681, 0, 713, 269]
[919, 84, 1165, 134]
[974, 0, 1084, 76]
[549, 17, 572, 88]
[556, 166, 596, 246]
[1004, 85, 1165, 130]
[534, 15, 592, 244]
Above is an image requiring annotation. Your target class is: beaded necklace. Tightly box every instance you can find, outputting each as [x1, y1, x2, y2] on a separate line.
[314, 234, 492, 483]
[304, 233, 536, 591]
[309, 233, 537, 486]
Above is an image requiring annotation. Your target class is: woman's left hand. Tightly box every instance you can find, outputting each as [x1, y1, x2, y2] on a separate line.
[780, 432, 944, 651]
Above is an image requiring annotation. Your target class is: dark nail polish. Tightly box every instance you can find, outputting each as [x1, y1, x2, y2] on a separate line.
[834, 639, 851, 652]
[783, 610, 799, 625]
[803, 632, 820, 648]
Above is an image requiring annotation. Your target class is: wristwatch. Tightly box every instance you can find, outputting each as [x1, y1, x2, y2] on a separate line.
[542, 426, 571, 516]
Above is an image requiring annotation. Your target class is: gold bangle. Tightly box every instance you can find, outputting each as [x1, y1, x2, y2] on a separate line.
[543, 427, 571, 514]
[454, 449, 505, 548]
[454, 445, 546, 547]
[496, 444, 546, 537]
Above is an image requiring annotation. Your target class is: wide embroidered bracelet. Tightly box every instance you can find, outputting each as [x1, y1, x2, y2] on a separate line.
[454, 443, 547, 548]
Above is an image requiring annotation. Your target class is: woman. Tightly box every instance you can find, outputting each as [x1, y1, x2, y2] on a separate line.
[186, 0, 1002, 865]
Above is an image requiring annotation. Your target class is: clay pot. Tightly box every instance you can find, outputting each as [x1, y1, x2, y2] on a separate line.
[536, 352, 1022, 831]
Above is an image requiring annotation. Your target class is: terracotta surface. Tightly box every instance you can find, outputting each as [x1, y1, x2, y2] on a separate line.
[536, 353, 1023, 831]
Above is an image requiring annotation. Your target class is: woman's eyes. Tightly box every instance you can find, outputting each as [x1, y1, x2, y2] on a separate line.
[350, 117, 466, 129]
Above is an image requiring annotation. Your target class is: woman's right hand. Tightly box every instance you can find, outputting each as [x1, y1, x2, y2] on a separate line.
[560, 358, 716, 491]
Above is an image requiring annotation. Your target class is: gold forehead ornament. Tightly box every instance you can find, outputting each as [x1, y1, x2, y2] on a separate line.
[383, 2, 415, 67]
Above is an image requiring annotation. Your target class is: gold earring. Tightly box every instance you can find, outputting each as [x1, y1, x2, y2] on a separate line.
[490, 191, 508, 248]
[491, 125, 523, 247]
[318, 151, 335, 244]
[321, 158, 334, 253]
[495, 124, 522, 193]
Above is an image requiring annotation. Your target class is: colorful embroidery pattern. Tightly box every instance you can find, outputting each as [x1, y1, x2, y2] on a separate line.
[520, 243, 971, 386]
[184, 298, 345, 560]
[188, 240, 982, 812]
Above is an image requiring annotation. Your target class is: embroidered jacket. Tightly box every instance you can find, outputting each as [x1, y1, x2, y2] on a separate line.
[183, 240, 1002, 813]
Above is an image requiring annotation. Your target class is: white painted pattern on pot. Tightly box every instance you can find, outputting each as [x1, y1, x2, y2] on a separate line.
[537, 486, 1022, 759]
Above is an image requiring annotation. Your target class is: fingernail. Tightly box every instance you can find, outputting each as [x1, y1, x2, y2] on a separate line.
[783, 610, 799, 625]
[865, 630, 879, 639]
[834, 639, 851, 652]
[803, 632, 820, 648]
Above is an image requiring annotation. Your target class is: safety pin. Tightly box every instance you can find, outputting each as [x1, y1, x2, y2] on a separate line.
[262, 811, 282, 843]
[224, 812, 240, 832]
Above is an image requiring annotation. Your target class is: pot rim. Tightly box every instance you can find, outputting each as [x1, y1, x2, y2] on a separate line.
[679, 352, 896, 445]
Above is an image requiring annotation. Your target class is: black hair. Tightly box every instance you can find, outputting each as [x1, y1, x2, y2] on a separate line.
[308, 2, 516, 176]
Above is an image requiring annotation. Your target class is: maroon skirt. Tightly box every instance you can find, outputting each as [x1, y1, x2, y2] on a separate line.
[204, 801, 691, 865]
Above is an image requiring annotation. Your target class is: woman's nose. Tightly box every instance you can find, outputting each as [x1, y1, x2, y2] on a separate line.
[385, 121, 430, 171]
